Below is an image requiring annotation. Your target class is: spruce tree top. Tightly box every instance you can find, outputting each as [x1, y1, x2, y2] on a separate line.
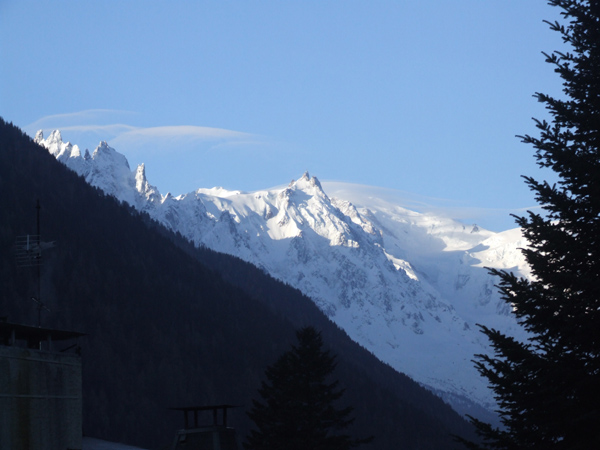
[515, 0, 600, 353]
[244, 327, 372, 450]
[465, 2, 600, 449]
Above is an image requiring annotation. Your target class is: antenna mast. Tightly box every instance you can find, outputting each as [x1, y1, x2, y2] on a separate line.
[15, 200, 53, 327]
[35, 200, 42, 325]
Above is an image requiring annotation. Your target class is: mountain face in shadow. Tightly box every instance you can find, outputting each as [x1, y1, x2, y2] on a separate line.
[0, 118, 475, 449]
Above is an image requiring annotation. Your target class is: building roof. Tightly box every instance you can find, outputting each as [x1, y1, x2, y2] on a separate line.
[0, 320, 85, 343]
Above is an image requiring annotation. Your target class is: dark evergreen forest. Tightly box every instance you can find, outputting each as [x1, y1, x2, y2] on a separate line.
[0, 118, 475, 449]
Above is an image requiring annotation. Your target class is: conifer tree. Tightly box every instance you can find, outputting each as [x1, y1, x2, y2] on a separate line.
[465, 2, 600, 449]
[244, 327, 371, 450]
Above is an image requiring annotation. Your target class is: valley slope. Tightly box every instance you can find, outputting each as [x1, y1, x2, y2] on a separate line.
[1, 119, 475, 449]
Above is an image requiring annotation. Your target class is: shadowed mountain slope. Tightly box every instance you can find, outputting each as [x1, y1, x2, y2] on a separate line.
[0, 118, 475, 449]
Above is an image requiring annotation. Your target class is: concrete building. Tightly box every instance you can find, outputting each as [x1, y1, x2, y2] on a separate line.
[0, 320, 84, 450]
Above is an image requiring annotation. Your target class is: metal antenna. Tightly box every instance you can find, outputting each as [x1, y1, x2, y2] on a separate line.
[31, 296, 50, 328]
[14, 234, 43, 267]
[14, 200, 55, 327]
[36, 201, 41, 325]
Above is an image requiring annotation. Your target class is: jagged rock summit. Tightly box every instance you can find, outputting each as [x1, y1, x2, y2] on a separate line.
[35, 131, 161, 209]
[36, 130, 531, 420]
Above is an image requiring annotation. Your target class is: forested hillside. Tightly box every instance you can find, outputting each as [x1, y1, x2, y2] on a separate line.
[0, 118, 475, 449]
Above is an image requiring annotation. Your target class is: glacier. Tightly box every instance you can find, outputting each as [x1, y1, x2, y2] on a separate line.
[36, 130, 531, 419]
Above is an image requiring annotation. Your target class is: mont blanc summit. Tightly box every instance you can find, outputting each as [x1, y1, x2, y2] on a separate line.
[36, 130, 530, 418]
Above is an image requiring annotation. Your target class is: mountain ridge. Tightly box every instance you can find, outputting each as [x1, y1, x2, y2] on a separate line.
[2, 119, 474, 448]
[36, 129, 531, 417]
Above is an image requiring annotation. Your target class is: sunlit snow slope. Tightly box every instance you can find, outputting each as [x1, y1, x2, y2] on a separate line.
[37, 131, 531, 417]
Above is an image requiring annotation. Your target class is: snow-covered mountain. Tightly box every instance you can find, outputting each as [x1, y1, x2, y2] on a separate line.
[36, 130, 530, 418]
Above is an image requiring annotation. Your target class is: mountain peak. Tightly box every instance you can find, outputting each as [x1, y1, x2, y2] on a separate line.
[299, 171, 321, 188]
[36, 129, 75, 160]
[48, 130, 62, 142]
[34, 130, 44, 143]
[92, 141, 130, 170]
[95, 140, 111, 152]
[135, 163, 148, 190]
[48, 129, 63, 145]
[135, 163, 162, 203]
[292, 171, 324, 193]
[311, 175, 322, 189]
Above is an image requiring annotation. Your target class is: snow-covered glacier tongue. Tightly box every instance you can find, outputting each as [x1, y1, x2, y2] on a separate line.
[37, 130, 530, 420]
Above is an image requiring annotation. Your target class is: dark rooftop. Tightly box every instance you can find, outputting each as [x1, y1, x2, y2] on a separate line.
[0, 320, 85, 348]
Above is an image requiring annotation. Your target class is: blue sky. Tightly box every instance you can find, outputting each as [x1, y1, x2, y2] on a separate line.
[1, 1, 565, 231]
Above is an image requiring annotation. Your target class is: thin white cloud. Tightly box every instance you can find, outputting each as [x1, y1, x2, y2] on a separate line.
[207, 138, 270, 152]
[115, 125, 252, 141]
[109, 125, 263, 155]
[25, 109, 136, 132]
[52, 123, 137, 135]
[322, 181, 457, 211]
[322, 181, 540, 231]
[26, 110, 268, 154]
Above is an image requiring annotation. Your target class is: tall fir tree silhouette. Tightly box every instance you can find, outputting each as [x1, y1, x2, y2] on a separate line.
[463, 2, 600, 449]
[244, 327, 371, 450]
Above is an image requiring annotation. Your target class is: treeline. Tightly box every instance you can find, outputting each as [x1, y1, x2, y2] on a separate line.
[0, 118, 475, 449]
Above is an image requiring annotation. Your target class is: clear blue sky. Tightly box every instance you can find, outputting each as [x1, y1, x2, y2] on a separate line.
[1, 1, 566, 231]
